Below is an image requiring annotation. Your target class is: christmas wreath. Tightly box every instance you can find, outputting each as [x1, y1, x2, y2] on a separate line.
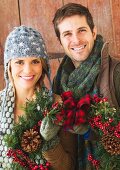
[55, 91, 120, 170]
[3, 88, 120, 170]
[88, 94, 120, 170]
[3, 87, 61, 170]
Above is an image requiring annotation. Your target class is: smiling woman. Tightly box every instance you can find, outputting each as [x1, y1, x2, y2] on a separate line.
[10, 57, 43, 91]
[0, 25, 76, 170]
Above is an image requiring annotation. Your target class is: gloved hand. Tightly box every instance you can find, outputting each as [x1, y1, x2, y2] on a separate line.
[68, 124, 89, 135]
[69, 125, 98, 141]
[40, 116, 60, 141]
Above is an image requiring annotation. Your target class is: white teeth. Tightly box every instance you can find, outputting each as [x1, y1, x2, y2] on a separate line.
[21, 76, 33, 80]
[72, 45, 86, 51]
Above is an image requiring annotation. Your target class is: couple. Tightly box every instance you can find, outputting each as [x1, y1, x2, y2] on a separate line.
[0, 3, 120, 170]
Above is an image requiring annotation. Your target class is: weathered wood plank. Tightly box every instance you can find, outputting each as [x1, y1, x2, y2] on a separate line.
[0, 0, 20, 47]
[111, 0, 120, 58]
[0, 0, 20, 90]
[64, 0, 87, 6]
[19, 0, 63, 54]
[88, 0, 115, 56]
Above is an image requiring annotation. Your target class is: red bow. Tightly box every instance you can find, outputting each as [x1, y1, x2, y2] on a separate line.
[55, 91, 91, 129]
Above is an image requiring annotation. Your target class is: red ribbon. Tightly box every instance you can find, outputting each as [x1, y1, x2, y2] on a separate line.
[57, 91, 91, 129]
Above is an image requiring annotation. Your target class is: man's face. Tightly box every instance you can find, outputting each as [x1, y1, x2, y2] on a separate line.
[58, 15, 97, 68]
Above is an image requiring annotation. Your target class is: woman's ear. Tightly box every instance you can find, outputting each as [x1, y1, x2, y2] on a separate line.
[8, 62, 12, 81]
[8, 61, 15, 89]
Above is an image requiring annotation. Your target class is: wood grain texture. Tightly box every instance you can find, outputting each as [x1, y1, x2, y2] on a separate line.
[64, 0, 87, 6]
[0, 0, 20, 47]
[19, 0, 63, 53]
[0, 0, 20, 90]
[111, 0, 120, 58]
[88, 0, 115, 56]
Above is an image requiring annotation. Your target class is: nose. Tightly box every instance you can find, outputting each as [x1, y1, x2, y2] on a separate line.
[72, 33, 80, 44]
[23, 63, 32, 74]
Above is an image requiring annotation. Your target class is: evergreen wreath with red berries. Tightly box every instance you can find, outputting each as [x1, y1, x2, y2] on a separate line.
[3, 88, 120, 170]
[4, 87, 61, 170]
[56, 91, 120, 170]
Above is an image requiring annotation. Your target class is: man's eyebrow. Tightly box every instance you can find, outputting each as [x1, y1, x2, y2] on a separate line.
[62, 27, 88, 34]
[77, 26, 87, 30]
[62, 30, 71, 35]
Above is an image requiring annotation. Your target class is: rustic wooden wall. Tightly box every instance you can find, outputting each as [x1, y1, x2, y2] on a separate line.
[0, 0, 120, 90]
[0, 0, 20, 89]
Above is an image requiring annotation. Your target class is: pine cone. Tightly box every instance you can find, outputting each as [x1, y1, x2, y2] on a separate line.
[21, 128, 42, 153]
[101, 133, 120, 155]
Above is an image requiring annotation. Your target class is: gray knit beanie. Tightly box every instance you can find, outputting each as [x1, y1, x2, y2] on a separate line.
[4, 25, 50, 81]
[1, 25, 52, 121]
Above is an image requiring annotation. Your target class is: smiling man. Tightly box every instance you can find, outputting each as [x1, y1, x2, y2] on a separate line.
[52, 3, 120, 170]
[58, 14, 97, 68]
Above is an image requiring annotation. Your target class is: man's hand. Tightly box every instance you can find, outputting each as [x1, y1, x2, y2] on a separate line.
[69, 124, 89, 135]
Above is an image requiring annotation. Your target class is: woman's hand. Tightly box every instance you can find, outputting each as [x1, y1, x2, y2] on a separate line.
[40, 116, 60, 141]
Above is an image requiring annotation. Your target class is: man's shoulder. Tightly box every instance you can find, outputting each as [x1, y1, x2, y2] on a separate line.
[112, 59, 120, 75]
[110, 56, 120, 72]
[110, 56, 120, 63]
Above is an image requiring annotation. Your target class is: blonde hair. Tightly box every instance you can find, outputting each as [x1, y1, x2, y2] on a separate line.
[36, 58, 49, 89]
[8, 58, 49, 90]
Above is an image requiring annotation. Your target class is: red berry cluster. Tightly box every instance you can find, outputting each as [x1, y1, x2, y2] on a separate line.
[7, 149, 51, 170]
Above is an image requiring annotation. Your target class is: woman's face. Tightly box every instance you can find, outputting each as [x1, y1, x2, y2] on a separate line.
[10, 56, 43, 91]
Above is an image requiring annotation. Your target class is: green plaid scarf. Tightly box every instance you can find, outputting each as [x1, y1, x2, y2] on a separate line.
[61, 35, 104, 99]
